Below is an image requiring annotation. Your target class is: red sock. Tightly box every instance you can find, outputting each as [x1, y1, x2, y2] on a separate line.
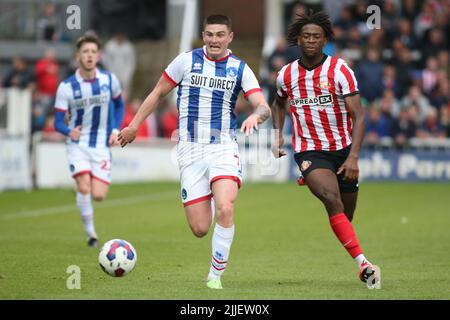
[329, 213, 363, 258]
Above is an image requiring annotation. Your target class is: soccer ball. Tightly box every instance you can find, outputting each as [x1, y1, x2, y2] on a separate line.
[98, 239, 137, 277]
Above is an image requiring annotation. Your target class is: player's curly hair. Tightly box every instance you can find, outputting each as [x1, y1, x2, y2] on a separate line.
[287, 10, 334, 45]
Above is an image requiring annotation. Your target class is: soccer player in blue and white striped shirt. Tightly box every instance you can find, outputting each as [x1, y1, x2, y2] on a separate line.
[54, 35, 125, 247]
[119, 15, 271, 289]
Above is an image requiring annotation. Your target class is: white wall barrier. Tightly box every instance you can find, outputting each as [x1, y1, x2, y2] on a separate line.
[0, 136, 32, 191]
[6, 88, 31, 137]
[26, 138, 450, 190]
[35, 138, 292, 188]
[35, 141, 180, 188]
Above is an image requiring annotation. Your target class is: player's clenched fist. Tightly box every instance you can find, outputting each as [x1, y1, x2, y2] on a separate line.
[272, 134, 287, 158]
[69, 125, 82, 141]
[108, 129, 120, 147]
[118, 126, 137, 147]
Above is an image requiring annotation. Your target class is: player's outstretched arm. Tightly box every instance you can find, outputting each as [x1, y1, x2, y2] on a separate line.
[240, 91, 271, 135]
[337, 93, 365, 181]
[118, 76, 174, 147]
[271, 94, 288, 158]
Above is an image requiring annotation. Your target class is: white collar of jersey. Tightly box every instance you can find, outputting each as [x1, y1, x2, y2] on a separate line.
[75, 68, 99, 82]
[202, 46, 232, 62]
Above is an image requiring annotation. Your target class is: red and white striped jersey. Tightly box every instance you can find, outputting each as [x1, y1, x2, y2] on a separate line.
[276, 55, 359, 152]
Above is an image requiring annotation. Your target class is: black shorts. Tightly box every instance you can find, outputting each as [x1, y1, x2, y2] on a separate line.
[294, 146, 359, 193]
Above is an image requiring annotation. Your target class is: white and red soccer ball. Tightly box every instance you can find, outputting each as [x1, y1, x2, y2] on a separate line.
[98, 239, 137, 277]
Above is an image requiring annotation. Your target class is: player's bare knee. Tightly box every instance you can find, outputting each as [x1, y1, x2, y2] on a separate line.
[78, 184, 91, 195]
[190, 225, 209, 238]
[217, 202, 234, 216]
[216, 202, 234, 225]
[318, 189, 342, 210]
[92, 193, 106, 202]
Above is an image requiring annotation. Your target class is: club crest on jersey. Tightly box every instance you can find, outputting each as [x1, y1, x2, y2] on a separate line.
[74, 89, 82, 99]
[300, 160, 312, 172]
[317, 81, 331, 90]
[193, 62, 202, 71]
[101, 84, 109, 92]
[226, 67, 238, 78]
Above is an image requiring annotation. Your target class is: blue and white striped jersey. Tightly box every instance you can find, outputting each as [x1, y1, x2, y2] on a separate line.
[54, 68, 122, 148]
[163, 46, 262, 144]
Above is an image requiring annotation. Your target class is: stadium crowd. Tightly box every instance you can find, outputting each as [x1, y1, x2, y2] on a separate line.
[1, 0, 449, 148]
[263, 0, 449, 148]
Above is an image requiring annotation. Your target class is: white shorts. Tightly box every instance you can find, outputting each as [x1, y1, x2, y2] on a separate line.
[177, 141, 242, 207]
[67, 144, 112, 185]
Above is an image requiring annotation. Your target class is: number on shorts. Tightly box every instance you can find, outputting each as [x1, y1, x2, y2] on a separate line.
[100, 160, 111, 171]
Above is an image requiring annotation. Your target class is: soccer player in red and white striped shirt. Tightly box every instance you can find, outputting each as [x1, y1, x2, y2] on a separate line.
[272, 11, 380, 288]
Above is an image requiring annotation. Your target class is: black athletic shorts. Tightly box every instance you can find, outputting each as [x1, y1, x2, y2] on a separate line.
[294, 146, 359, 193]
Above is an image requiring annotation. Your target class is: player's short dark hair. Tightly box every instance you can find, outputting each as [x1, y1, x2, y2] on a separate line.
[203, 14, 232, 30]
[76, 34, 102, 50]
[287, 10, 333, 45]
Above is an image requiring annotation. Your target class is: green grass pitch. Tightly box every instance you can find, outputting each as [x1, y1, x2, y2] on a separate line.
[0, 181, 449, 299]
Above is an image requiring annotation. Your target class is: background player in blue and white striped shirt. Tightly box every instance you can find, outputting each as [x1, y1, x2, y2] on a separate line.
[119, 15, 271, 289]
[54, 35, 125, 247]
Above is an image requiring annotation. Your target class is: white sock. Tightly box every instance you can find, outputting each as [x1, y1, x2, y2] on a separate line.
[210, 199, 216, 226]
[76, 192, 97, 239]
[355, 254, 371, 268]
[208, 223, 235, 280]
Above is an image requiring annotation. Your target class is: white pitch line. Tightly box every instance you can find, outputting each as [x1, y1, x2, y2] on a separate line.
[0, 191, 178, 221]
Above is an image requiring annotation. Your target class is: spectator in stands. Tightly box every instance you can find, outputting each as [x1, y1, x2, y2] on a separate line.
[401, 85, 433, 122]
[393, 46, 415, 98]
[421, 27, 447, 66]
[322, 0, 354, 23]
[429, 74, 449, 112]
[333, 6, 355, 48]
[103, 32, 136, 98]
[32, 93, 48, 132]
[353, 1, 372, 39]
[401, 0, 420, 22]
[2, 57, 34, 89]
[381, 0, 400, 43]
[390, 106, 418, 148]
[346, 26, 363, 51]
[417, 108, 446, 139]
[41, 112, 64, 142]
[121, 98, 156, 141]
[261, 69, 280, 106]
[413, 0, 435, 39]
[366, 29, 385, 51]
[437, 50, 449, 80]
[36, 3, 61, 42]
[356, 48, 384, 102]
[382, 64, 403, 99]
[376, 89, 401, 119]
[394, 18, 418, 50]
[439, 106, 450, 137]
[160, 103, 179, 140]
[35, 48, 59, 98]
[420, 56, 439, 97]
[34, 48, 60, 130]
[353, 1, 370, 26]
[365, 104, 392, 146]
[267, 37, 288, 71]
